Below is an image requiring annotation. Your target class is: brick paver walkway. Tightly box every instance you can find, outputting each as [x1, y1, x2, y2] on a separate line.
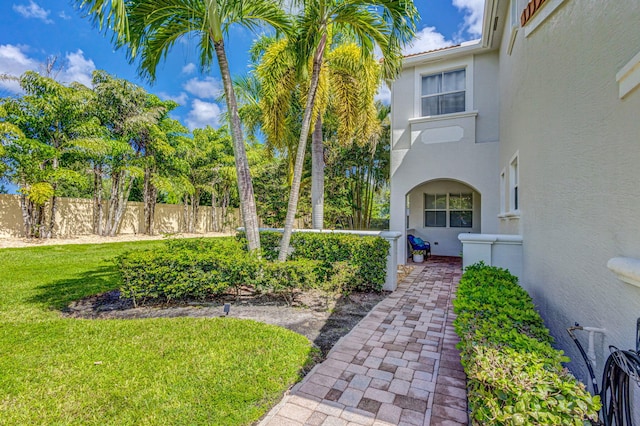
[260, 257, 467, 426]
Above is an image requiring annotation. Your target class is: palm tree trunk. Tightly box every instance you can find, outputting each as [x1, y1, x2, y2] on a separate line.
[213, 39, 260, 251]
[278, 34, 327, 261]
[311, 114, 324, 230]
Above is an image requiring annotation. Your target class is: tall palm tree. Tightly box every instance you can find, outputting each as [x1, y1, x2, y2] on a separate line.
[259, 0, 418, 261]
[258, 38, 382, 227]
[76, 0, 291, 251]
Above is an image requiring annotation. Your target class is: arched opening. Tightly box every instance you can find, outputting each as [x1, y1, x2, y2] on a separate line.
[405, 179, 481, 258]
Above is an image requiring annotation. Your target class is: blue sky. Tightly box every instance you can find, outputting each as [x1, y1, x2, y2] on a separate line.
[0, 0, 484, 130]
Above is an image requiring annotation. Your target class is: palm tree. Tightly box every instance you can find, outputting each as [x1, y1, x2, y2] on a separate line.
[258, 39, 382, 227]
[76, 0, 291, 251]
[257, 0, 418, 261]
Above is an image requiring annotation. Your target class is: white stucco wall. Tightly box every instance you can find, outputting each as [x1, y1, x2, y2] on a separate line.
[390, 49, 501, 262]
[498, 0, 640, 390]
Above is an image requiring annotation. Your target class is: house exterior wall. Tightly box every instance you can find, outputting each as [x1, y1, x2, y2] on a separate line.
[497, 0, 640, 386]
[390, 50, 501, 262]
[407, 180, 481, 257]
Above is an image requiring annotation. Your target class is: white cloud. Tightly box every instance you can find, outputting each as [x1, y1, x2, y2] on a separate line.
[12, 1, 53, 24]
[453, 0, 485, 37]
[403, 26, 452, 56]
[58, 50, 96, 87]
[375, 83, 391, 105]
[185, 99, 222, 130]
[58, 11, 71, 20]
[0, 45, 96, 93]
[158, 91, 189, 105]
[181, 63, 196, 75]
[183, 76, 222, 99]
[0, 44, 39, 93]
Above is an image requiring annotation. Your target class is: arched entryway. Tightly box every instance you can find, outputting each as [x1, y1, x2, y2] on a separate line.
[405, 179, 481, 257]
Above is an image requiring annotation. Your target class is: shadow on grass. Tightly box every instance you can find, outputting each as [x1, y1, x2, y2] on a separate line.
[27, 265, 120, 311]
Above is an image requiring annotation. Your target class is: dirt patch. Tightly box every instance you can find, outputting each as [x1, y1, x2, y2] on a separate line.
[63, 289, 388, 357]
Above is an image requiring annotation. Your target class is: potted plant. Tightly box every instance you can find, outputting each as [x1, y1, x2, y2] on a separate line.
[412, 249, 426, 263]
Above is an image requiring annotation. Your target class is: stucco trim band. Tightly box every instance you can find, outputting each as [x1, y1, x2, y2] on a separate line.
[607, 257, 640, 289]
[616, 50, 640, 99]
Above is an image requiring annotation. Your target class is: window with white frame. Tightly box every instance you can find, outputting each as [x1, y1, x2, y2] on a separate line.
[421, 69, 466, 116]
[424, 193, 473, 228]
[509, 155, 519, 211]
[500, 169, 506, 214]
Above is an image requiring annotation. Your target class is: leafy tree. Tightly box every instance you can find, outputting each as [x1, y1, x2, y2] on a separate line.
[324, 103, 390, 229]
[89, 70, 169, 236]
[191, 126, 238, 233]
[76, 0, 292, 252]
[258, 0, 417, 261]
[258, 38, 382, 232]
[0, 72, 91, 238]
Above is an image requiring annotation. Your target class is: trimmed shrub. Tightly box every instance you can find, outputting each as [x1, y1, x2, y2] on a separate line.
[237, 231, 390, 292]
[453, 263, 600, 425]
[117, 238, 321, 305]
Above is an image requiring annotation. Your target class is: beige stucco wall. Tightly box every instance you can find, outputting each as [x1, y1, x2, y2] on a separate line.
[0, 194, 240, 237]
[390, 49, 501, 262]
[497, 0, 640, 386]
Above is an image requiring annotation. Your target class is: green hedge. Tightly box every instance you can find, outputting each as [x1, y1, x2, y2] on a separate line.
[453, 263, 600, 425]
[237, 231, 389, 292]
[117, 233, 389, 305]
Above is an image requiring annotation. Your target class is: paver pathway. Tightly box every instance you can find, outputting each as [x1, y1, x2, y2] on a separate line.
[260, 257, 467, 426]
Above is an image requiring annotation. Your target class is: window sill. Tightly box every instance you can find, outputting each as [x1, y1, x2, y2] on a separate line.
[617, 50, 640, 99]
[498, 211, 521, 219]
[409, 110, 478, 125]
[607, 257, 640, 289]
[523, 0, 568, 38]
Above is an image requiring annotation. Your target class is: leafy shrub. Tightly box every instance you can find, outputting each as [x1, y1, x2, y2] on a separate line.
[453, 263, 600, 425]
[237, 231, 389, 292]
[117, 238, 320, 305]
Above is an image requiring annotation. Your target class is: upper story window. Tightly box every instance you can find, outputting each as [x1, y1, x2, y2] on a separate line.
[421, 69, 466, 116]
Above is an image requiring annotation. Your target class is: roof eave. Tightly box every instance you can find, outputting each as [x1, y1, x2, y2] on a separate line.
[481, 0, 501, 48]
[402, 41, 485, 68]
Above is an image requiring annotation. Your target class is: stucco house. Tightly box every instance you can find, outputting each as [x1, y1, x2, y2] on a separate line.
[390, 0, 640, 399]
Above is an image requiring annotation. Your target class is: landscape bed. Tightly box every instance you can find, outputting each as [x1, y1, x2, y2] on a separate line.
[0, 240, 316, 425]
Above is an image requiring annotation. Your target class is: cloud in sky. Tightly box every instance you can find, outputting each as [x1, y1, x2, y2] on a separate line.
[402, 26, 453, 56]
[453, 0, 485, 37]
[185, 99, 222, 130]
[158, 91, 189, 106]
[12, 1, 52, 24]
[0, 44, 39, 93]
[58, 50, 96, 87]
[183, 76, 222, 99]
[375, 83, 391, 105]
[0, 45, 96, 93]
[58, 11, 71, 20]
[181, 63, 196, 75]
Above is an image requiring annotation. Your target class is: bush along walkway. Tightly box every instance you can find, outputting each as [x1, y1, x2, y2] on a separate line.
[260, 257, 467, 426]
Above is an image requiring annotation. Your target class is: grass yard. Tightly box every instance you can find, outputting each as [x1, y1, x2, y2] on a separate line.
[0, 240, 314, 425]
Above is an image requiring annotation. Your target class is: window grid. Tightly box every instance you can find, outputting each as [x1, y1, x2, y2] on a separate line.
[421, 69, 466, 116]
[424, 193, 473, 228]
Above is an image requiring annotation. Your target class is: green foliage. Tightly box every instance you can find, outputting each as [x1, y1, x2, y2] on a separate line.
[117, 238, 322, 304]
[0, 239, 312, 425]
[453, 263, 600, 425]
[237, 231, 389, 292]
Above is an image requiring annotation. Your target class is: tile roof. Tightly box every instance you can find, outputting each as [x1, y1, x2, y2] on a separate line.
[521, 0, 547, 26]
[403, 44, 462, 59]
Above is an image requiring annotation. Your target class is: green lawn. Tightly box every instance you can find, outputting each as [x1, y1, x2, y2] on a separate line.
[0, 240, 313, 425]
